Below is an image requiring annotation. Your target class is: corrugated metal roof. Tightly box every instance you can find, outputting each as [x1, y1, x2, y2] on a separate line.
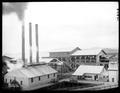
[73, 65, 104, 76]
[71, 49, 102, 56]
[35, 65, 57, 75]
[5, 69, 28, 78]
[5, 65, 57, 78]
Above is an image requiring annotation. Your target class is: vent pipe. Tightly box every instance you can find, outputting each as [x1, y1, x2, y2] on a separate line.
[35, 24, 39, 63]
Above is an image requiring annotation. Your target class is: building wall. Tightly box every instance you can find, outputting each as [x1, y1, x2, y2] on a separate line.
[84, 73, 95, 80]
[28, 73, 57, 88]
[69, 50, 107, 70]
[4, 73, 57, 89]
[4, 75, 29, 89]
[108, 70, 118, 83]
[108, 61, 118, 83]
[70, 55, 98, 70]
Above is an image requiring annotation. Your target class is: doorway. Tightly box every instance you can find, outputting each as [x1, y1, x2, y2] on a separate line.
[94, 75, 98, 80]
[112, 78, 114, 82]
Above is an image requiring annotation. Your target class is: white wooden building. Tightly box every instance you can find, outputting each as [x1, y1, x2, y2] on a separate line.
[108, 61, 118, 83]
[4, 64, 58, 90]
[72, 65, 108, 81]
[108, 54, 118, 83]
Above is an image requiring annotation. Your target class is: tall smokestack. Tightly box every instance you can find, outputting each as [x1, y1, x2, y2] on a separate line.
[22, 24, 25, 67]
[35, 24, 39, 63]
[29, 22, 32, 65]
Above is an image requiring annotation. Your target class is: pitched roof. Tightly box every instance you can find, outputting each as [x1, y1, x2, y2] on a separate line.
[103, 48, 118, 55]
[71, 49, 103, 56]
[72, 65, 104, 76]
[50, 47, 80, 52]
[5, 65, 57, 78]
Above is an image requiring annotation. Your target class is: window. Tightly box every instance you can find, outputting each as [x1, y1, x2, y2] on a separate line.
[39, 76, 41, 81]
[112, 78, 114, 82]
[53, 73, 56, 77]
[84, 76, 92, 78]
[48, 74, 49, 78]
[31, 78, 33, 83]
[10, 79, 12, 83]
[100, 64, 103, 66]
[21, 81, 23, 85]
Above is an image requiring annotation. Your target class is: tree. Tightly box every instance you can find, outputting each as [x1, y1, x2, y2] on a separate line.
[11, 79, 22, 90]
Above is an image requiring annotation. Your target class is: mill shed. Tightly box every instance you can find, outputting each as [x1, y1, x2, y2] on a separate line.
[4, 64, 58, 90]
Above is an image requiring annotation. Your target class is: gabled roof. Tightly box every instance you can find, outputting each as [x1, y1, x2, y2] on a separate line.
[50, 47, 81, 52]
[103, 48, 118, 55]
[2, 55, 13, 60]
[71, 49, 103, 56]
[5, 65, 57, 78]
[73, 65, 104, 76]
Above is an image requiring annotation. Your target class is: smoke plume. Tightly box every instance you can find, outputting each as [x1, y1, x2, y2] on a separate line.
[2, 2, 27, 20]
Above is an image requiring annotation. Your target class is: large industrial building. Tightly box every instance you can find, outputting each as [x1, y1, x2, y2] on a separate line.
[3, 23, 58, 90]
[70, 49, 109, 70]
[49, 47, 81, 62]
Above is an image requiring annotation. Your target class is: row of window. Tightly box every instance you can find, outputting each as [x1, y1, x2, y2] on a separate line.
[6, 73, 56, 85]
[75, 60, 96, 63]
[31, 73, 56, 83]
[71, 56, 96, 59]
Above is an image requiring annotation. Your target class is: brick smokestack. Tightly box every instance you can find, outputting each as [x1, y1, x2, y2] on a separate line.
[35, 24, 39, 63]
[29, 22, 32, 65]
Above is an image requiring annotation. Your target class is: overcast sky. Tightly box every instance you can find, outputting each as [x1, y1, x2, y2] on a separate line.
[2, 2, 118, 59]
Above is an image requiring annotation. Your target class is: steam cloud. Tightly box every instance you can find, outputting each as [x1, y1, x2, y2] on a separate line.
[2, 2, 27, 20]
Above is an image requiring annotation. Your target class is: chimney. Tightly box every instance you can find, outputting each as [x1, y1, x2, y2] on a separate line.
[29, 22, 32, 65]
[22, 24, 26, 67]
[35, 24, 39, 63]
